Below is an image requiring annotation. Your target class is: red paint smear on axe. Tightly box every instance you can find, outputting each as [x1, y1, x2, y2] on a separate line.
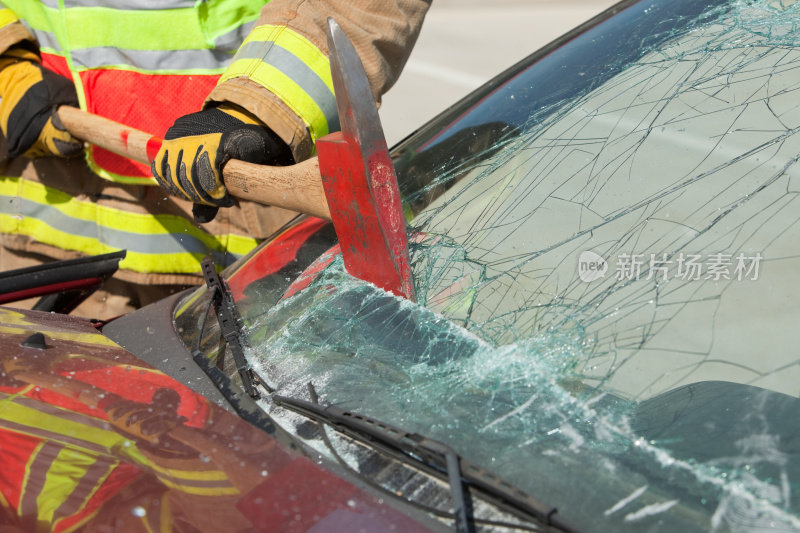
[146, 137, 163, 162]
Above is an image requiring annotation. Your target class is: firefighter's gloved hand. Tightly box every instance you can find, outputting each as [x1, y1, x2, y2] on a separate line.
[0, 46, 83, 158]
[151, 103, 293, 223]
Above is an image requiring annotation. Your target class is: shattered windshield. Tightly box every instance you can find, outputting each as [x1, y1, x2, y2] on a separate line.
[177, 0, 800, 530]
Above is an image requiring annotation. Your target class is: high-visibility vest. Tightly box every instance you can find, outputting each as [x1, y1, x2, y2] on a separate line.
[0, 0, 269, 184]
[0, 0, 338, 274]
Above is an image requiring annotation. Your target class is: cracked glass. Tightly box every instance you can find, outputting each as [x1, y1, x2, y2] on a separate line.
[176, 0, 800, 530]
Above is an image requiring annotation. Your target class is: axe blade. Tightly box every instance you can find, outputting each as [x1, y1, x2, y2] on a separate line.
[316, 18, 415, 300]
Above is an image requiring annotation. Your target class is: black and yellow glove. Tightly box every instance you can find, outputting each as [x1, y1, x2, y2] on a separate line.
[0, 46, 82, 158]
[151, 103, 293, 223]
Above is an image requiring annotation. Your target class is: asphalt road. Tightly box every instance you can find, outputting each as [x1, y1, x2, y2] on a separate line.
[378, 0, 619, 146]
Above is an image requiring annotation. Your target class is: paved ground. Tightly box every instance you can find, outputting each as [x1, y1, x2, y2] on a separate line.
[378, 0, 619, 145]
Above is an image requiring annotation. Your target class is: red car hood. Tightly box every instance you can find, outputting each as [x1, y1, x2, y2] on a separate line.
[0, 306, 435, 532]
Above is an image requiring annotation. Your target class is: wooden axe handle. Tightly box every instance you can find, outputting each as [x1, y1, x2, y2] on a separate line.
[57, 106, 331, 220]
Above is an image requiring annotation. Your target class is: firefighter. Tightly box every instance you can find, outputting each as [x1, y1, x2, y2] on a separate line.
[0, 1, 430, 317]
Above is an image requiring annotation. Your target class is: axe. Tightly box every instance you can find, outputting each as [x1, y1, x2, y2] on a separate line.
[57, 18, 415, 301]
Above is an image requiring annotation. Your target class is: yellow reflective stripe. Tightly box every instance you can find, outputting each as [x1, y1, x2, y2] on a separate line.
[138, 507, 154, 533]
[0, 486, 12, 519]
[0, 309, 122, 346]
[18, 2, 265, 51]
[174, 288, 204, 318]
[0, 210, 132, 263]
[0, 325, 121, 347]
[0, 8, 18, 28]
[159, 493, 172, 533]
[0, 308, 121, 348]
[0, 307, 41, 327]
[242, 24, 334, 94]
[0, 177, 258, 273]
[224, 57, 329, 137]
[151, 464, 230, 483]
[0, 213, 255, 273]
[38, 447, 113, 527]
[154, 475, 238, 496]
[136, 492, 172, 533]
[219, 24, 335, 141]
[0, 482, 11, 510]
[0, 397, 237, 499]
[57, 333, 119, 348]
[0, 400, 140, 456]
[8, 4, 203, 51]
[0, 383, 229, 494]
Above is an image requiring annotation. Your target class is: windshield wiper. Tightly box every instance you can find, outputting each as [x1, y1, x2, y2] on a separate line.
[200, 257, 260, 398]
[272, 389, 580, 533]
[273, 391, 471, 532]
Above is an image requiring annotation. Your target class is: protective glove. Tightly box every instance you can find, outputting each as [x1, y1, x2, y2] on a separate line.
[0, 46, 82, 158]
[151, 103, 294, 223]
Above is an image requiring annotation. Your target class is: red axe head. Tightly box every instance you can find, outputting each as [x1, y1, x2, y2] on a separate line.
[315, 18, 415, 301]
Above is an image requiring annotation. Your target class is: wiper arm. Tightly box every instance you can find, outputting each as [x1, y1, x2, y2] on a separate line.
[272, 391, 580, 533]
[200, 257, 259, 398]
[273, 391, 471, 532]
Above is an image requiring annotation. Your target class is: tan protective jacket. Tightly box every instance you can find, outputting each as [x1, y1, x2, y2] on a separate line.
[0, 0, 430, 286]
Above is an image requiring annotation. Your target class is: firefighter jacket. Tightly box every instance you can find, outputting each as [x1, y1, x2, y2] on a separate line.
[0, 0, 430, 285]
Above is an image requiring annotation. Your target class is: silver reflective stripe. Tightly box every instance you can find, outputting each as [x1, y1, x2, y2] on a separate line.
[32, 22, 256, 71]
[235, 40, 340, 132]
[31, 27, 58, 50]
[5, 197, 241, 266]
[214, 19, 257, 54]
[71, 47, 234, 71]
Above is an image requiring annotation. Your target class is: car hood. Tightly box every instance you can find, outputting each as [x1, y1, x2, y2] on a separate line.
[0, 306, 437, 532]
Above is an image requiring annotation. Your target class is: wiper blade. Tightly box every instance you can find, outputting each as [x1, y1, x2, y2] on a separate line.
[272, 391, 580, 533]
[200, 257, 259, 398]
[273, 392, 471, 532]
